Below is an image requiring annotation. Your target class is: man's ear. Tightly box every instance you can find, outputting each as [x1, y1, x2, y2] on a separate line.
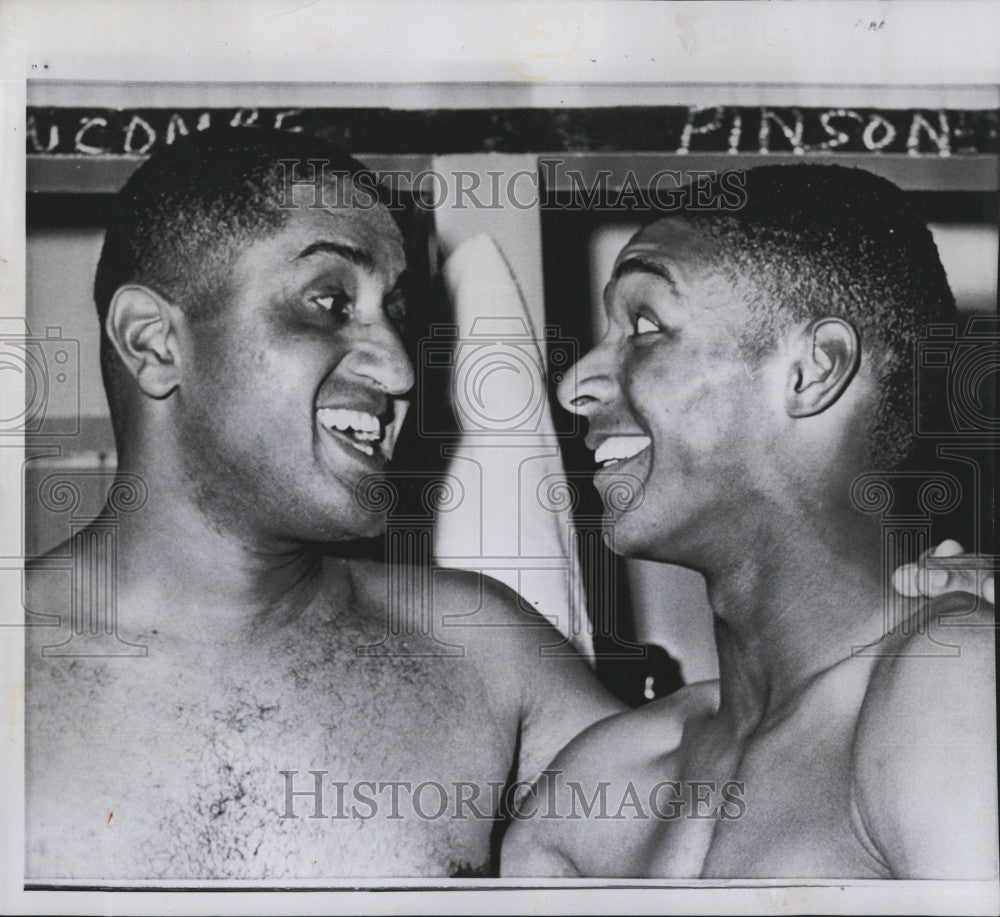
[105, 285, 182, 398]
[785, 317, 860, 418]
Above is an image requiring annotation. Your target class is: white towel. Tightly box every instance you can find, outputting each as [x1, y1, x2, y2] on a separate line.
[433, 234, 594, 661]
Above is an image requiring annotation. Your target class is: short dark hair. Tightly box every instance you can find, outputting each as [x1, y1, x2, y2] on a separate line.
[682, 165, 958, 469]
[94, 127, 385, 433]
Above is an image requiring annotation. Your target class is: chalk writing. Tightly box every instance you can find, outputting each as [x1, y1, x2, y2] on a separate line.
[25, 107, 998, 157]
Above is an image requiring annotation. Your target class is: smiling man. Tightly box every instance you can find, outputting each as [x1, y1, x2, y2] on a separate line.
[23, 128, 624, 880]
[503, 165, 997, 879]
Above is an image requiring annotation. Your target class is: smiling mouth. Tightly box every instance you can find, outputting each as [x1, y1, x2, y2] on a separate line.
[316, 404, 408, 462]
[593, 435, 652, 469]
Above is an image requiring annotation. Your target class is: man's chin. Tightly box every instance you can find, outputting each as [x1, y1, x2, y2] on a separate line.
[600, 512, 645, 558]
[282, 485, 390, 545]
[349, 509, 389, 540]
[594, 474, 660, 560]
[312, 500, 389, 542]
[594, 469, 647, 523]
[291, 517, 386, 550]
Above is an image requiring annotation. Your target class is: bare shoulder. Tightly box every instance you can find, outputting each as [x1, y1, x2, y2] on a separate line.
[501, 681, 719, 877]
[24, 544, 76, 656]
[857, 598, 995, 737]
[547, 679, 720, 774]
[853, 598, 997, 878]
[425, 564, 553, 629]
[347, 557, 519, 608]
[24, 542, 71, 608]
[24, 535, 116, 637]
[341, 558, 554, 695]
[344, 559, 622, 787]
[346, 558, 583, 660]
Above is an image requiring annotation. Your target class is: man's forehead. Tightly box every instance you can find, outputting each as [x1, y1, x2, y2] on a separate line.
[288, 176, 400, 223]
[281, 186, 405, 272]
[607, 218, 744, 318]
[613, 218, 705, 276]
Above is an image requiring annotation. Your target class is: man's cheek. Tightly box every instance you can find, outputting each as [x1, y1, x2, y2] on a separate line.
[622, 355, 670, 410]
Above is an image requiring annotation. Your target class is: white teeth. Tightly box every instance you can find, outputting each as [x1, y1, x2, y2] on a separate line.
[594, 435, 652, 467]
[317, 407, 381, 435]
[317, 407, 382, 455]
[316, 402, 409, 461]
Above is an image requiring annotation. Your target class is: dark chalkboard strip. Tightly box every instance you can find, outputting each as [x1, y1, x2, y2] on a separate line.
[26, 106, 999, 157]
[27, 152, 1000, 196]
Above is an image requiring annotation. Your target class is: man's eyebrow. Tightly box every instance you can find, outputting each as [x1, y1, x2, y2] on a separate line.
[292, 240, 375, 272]
[612, 255, 679, 294]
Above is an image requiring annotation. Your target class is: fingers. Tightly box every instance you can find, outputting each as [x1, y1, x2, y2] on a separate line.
[918, 542, 960, 595]
[924, 568, 978, 598]
[892, 563, 920, 597]
[892, 541, 996, 604]
[930, 538, 964, 558]
[906, 540, 964, 582]
[894, 541, 964, 596]
[917, 565, 951, 595]
[894, 563, 995, 601]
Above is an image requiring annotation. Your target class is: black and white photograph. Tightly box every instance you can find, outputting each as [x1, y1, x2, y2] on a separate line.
[1, 1, 997, 914]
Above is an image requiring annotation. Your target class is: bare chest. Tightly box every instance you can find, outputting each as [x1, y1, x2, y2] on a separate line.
[26, 636, 513, 880]
[637, 700, 886, 878]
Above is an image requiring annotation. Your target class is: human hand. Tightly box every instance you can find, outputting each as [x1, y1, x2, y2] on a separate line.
[893, 539, 995, 605]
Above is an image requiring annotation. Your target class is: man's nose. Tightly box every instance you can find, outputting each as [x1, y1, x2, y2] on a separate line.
[342, 318, 415, 396]
[556, 343, 618, 416]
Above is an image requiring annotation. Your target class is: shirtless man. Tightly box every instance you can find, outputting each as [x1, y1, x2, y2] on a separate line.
[23, 135, 976, 881]
[23, 128, 624, 880]
[503, 165, 998, 879]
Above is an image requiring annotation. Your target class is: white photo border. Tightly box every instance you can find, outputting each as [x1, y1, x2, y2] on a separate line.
[2, 2, 998, 914]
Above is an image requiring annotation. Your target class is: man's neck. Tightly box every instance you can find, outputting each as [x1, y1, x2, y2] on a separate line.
[95, 458, 335, 641]
[700, 511, 887, 732]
